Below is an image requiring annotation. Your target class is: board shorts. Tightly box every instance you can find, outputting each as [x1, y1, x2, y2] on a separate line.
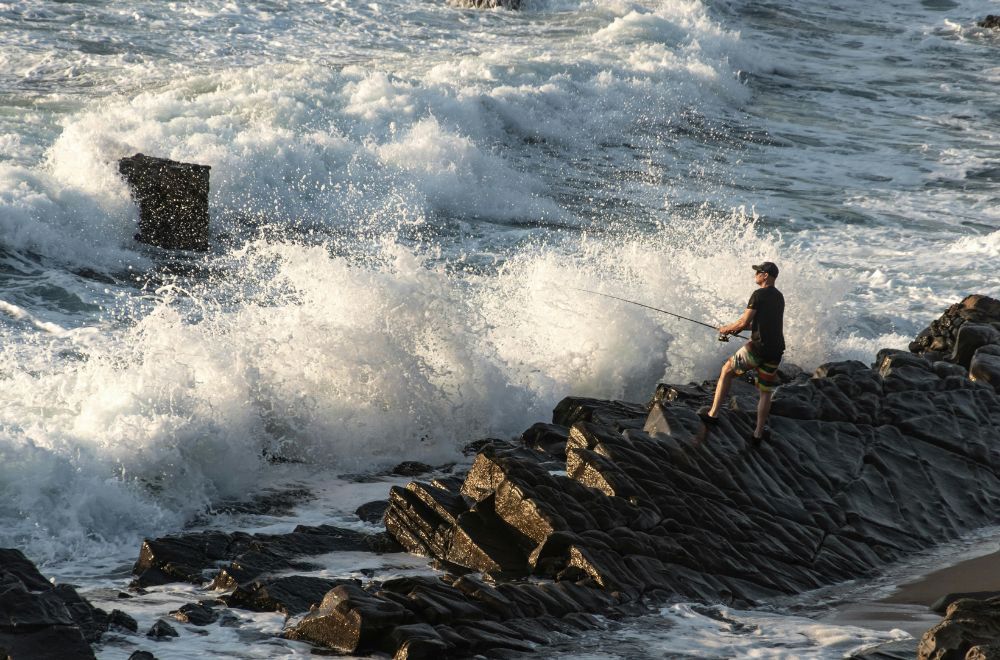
[731, 342, 781, 392]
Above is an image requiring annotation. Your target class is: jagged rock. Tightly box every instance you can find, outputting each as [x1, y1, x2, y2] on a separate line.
[128, 652, 157, 660]
[356, 500, 390, 524]
[551, 397, 648, 430]
[933, 593, 1000, 615]
[108, 609, 138, 633]
[971, 346, 1000, 392]
[0, 548, 105, 659]
[146, 619, 178, 639]
[952, 325, 1000, 368]
[286, 583, 414, 653]
[118, 153, 211, 251]
[521, 423, 570, 457]
[132, 525, 383, 589]
[979, 15, 1000, 29]
[224, 576, 360, 615]
[359, 298, 1000, 657]
[919, 597, 1000, 660]
[170, 602, 219, 626]
[391, 462, 434, 477]
[968, 642, 1000, 660]
[910, 295, 1000, 361]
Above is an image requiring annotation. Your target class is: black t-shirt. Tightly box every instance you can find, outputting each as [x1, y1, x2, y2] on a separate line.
[747, 286, 785, 361]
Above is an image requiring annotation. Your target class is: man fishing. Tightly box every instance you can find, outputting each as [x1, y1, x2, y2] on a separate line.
[699, 262, 785, 446]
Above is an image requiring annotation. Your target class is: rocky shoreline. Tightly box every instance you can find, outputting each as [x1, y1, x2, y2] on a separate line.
[3, 295, 1000, 659]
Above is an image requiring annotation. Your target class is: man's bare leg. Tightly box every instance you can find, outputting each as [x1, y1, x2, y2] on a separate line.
[707, 359, 736, 419]
[754, 389, 774, 438]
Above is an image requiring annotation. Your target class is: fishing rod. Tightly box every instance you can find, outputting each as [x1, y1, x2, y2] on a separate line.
[572, 287, 748, 342]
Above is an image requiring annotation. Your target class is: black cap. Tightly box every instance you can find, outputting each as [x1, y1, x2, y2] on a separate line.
[752, 262, 779, 277]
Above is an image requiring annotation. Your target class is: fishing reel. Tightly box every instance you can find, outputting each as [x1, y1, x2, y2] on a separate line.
[717, 332, 731, 343]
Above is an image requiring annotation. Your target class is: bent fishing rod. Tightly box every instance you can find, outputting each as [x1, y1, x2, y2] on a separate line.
[572, 287, 748, 342]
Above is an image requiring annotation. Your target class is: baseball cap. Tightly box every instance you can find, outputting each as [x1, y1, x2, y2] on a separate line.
[752, 262, 779, 277]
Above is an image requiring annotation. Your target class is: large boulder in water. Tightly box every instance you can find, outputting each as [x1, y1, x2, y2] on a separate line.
[978, 15, 1000, 29]
[118, 153, 211, 251]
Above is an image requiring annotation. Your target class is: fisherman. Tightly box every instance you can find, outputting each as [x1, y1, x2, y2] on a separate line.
[699, 262, 785, 446]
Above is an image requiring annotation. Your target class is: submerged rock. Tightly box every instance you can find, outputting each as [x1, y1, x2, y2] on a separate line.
[979, 15, 1000, 29]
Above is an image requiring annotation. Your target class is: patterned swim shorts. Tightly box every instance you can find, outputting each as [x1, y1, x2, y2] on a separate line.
[731, 342, 781, 392]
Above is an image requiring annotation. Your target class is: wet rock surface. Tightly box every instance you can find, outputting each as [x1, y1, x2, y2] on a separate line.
[118, 153, 211, 252]
[0, 548, 106, 660]
[919, 597, 1000, 660]
[131, 524, 384, 589]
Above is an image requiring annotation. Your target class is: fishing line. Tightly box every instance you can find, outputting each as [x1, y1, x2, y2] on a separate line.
[572, 287, 749, 341]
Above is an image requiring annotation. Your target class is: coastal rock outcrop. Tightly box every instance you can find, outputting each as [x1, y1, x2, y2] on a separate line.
[119, 295, 1000, 658]
[919, 596, 1000, 660]
[0, 548, 111, 660]
[131, 524, 398, 589]
[909, 295, 1000, 373]
[334, 297, 998, 656]
[119, 153, 211, 252]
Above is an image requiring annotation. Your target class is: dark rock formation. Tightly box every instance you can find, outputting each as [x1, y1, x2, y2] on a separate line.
[0, 548, 107, 660]
[285, 575, 618, 655]
[979, 15, 1000, 29]
[131, 524, 384, 589]
[170, 601, 219, 626]
[113, 294, 1000, 658]
[390, 461, 435, 477]
[108, 609, 138, 633]
[356, 500, 390, 524]
[119, 153, 210, 251]
[297, 295, 1000, 656]
[223, 576, 361, 615]
[909, 295, 1000, 370]
[146, 619, 178, 639]
[919, 597, 1000, 659]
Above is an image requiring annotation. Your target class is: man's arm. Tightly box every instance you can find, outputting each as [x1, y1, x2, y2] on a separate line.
[719, 308, 755, 336]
